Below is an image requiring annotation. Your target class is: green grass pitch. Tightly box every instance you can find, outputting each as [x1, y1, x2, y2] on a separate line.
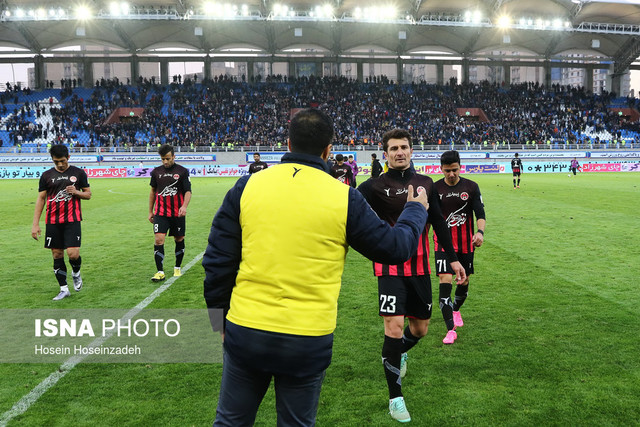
[0, 172, 639, 425]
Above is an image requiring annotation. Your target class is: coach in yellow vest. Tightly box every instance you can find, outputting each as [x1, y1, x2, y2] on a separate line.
[203, 108, 429, 426]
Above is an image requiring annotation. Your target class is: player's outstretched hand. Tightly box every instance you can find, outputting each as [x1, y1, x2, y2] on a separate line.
[407, 184, 429, 211]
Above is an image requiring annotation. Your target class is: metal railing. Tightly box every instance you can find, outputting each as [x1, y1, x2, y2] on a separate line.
[4, 142, 639, 155]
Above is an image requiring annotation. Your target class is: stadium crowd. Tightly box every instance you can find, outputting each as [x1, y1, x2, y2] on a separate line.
[2, 75, 640, 149]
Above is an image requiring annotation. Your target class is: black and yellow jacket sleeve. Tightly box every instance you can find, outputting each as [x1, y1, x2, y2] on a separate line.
[203, 152, 427, 336]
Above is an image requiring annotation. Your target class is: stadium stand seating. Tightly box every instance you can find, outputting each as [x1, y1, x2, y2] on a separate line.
[1, 77, 639, 152]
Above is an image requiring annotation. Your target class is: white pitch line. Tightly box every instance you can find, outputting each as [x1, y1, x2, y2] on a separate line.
[0, 251, 205, 427]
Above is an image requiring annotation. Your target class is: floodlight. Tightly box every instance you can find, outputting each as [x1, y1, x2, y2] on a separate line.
[241, 5, 249, 16]
[49, 9, 56, 17]
[519, 17, 526, 26]
[109, 2, 120, 16]
[323, 4, 333, 17]
[121, 3, 130, 15]
[75, 5, 92, 20]
[552, 19, 562, 28]
[4, 10, 10, 17]
[384, 6, 397, 19]
[36, 8, 46, 19]
[15, 8, 24, 18]
[497, 15, 511, 28]
[472, 10, 482, 24]
[354, 7, 362, 19]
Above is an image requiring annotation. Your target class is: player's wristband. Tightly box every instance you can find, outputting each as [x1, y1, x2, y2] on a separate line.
[477, 229, 484, 235]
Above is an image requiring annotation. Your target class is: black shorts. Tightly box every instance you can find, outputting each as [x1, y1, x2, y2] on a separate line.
[512, 170, 521, 177]
[153, 216, 186, 237]
[378, 276, 432, 319]
[45, 222, 81, 249]
[434, 251, 474, 276]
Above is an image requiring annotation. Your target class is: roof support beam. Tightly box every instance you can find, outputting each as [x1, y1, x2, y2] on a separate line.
[15, 22, 41, 53]
[613, 36, 640, 76]
[110, 21, 137, 53]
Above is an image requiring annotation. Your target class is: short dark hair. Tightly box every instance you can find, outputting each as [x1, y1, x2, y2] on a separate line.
[348, 155, 354, 159]
[440, 150, 460, 166]
[49, 144, 69, 159]
[289, 108, 334, 156]
[382, 129, 412, 152]
[371, 153, 377, 159]
[335, 153, 344, 162]
[158, 144, 174, 156]
[514, 153, 519, 158]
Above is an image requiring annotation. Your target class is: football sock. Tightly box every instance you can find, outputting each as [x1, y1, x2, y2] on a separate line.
[53, 258, 67, 287]
[517, 178, 521, 186]
[513, 179, 516, 187]
[175, 240, 185, 268]
[154, 245, 165, 271]
[69, 256, 81, 273]
[439, 282, 455, 331]
[382, 335, 403, 399]
[453, 284, 469, 311]
[401, 326, 420, 353]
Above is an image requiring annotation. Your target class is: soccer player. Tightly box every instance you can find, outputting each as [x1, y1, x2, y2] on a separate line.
[330, 153, 355, 187]
[358, 129, 466, 423]
[31, 144, 92, 301]
[511, 152, 523, 188]
[346, 154, 359, 186]
[203, 108, 429, 426]
[434, 150, 485, 344]
[371, 153, 383, 178]
[148, 144, 192, 282]
[248, 152, 268, 174]
[569, 157, 580, 176]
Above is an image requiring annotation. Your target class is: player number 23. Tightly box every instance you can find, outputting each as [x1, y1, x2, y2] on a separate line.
[379, 294, 397, 313]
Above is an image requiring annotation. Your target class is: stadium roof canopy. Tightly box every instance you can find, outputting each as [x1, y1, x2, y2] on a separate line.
[1, 0, 640, 72]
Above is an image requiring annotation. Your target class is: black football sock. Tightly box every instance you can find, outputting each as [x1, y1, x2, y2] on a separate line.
[517, 178, 521, 186]
[69, 256, 82, 274]
[382, 335, 403, 399]
[401, 325, 420, 353]
[175, 240, 185, 268]
[453, 284, 469, 311]
[513, 179, 516, 187]
[154, 245, 165, 272]
[53, 258, 67, 287]
[439, 282, 455, 331]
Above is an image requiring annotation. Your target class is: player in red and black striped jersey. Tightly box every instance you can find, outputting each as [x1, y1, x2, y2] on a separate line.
[31, 144, 92, 301]
[433, 150, 486, 345]
[511, 152, 523, 188]
[149, 144, 192, 282]
[330, 153, 355, 187]
[248, 153, 269, 174]
[357, 129, 466, 422]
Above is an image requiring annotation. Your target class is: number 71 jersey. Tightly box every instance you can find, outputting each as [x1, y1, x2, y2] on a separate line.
[433, 177, 484, 254]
